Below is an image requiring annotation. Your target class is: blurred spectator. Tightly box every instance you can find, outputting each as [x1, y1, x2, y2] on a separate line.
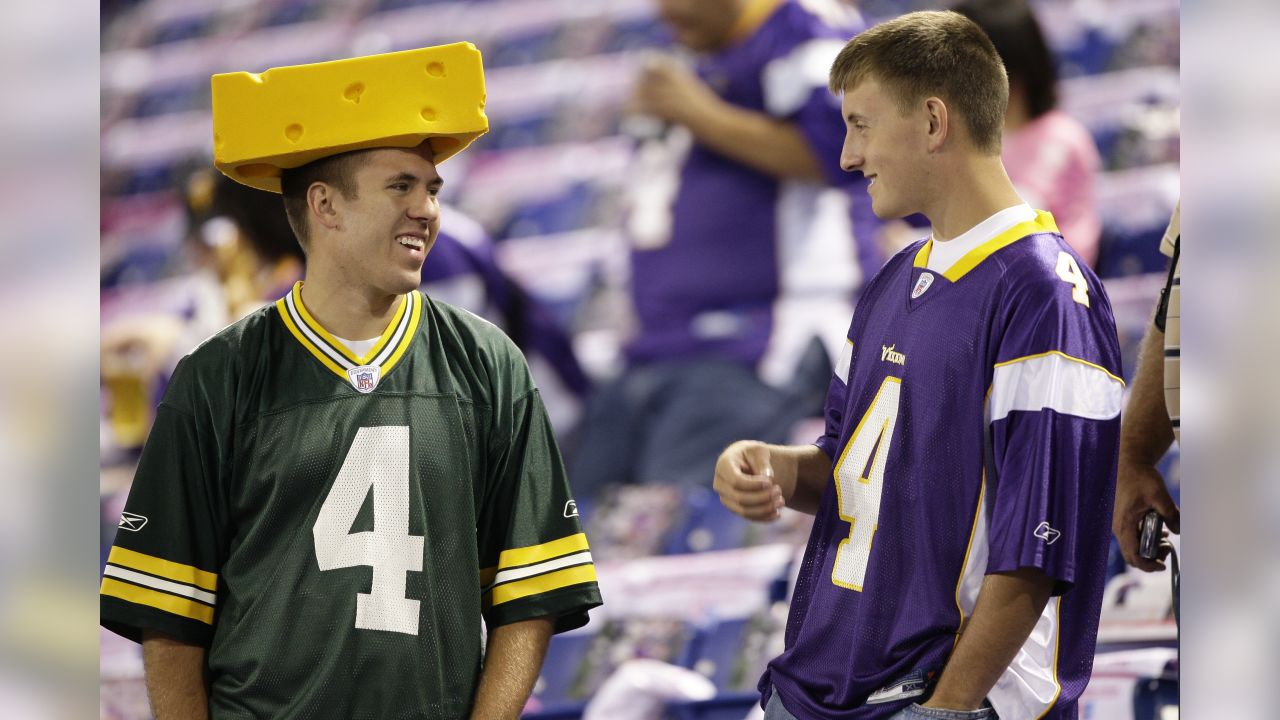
[954, 0, 1103, 267]
[570, 0, 884, 496]
[1112, 201, 1180, 571]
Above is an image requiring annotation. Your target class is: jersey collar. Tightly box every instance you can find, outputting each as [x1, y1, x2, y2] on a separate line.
[275, 281, 422, 388]
[913, 210, 1060, 282]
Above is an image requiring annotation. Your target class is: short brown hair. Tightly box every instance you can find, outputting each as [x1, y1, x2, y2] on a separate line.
[279, 150, 366, 249]
[828, 11, 1008, 154]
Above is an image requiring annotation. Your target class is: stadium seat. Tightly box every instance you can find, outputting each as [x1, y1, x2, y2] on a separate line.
[662, 488, 749, 555]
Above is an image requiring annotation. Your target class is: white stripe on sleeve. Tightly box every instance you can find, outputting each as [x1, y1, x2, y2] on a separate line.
[104, 565, 217, 605]
[762, 39, 846, 117]
[989, 353, 1122, 423]
[834, 340, 853, 385]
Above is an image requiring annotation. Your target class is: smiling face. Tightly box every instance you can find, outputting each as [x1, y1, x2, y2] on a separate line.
[839, 77, 933, 221]
[321, 144, 443, 297]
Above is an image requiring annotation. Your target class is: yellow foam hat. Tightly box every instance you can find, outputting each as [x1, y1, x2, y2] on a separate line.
[212, 42, 488, 193]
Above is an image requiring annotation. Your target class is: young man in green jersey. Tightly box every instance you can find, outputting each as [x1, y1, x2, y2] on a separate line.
[100, 44, 602, 720]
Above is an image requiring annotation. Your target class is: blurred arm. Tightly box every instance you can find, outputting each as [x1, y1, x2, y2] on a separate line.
[632, 59, 825, 182]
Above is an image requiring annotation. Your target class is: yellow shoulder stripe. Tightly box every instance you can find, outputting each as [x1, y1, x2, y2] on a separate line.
[107, 547, 217, 592]
[101, 577, 215, 625]
[491, 564, 598, 607]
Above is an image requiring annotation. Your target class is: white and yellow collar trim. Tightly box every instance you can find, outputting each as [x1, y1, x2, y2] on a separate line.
[275, 281, 422, 392]
[914, 210, 1060, 282]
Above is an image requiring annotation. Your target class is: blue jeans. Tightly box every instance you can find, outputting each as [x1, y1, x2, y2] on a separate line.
[763, 688, 800, 720]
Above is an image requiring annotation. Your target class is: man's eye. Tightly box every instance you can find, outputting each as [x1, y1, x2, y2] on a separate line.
[390, 183, 409, 191]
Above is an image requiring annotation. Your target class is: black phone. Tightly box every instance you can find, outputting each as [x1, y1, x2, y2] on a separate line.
[1139, 510, 1163, 561]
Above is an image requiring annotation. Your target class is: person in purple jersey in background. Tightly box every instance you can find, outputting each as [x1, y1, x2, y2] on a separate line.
[713, 11, 1123, 720]
[569, 0, 886, 497]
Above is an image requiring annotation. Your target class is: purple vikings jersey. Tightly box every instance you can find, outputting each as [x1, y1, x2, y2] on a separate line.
[762, 212, 1123, 719]
[626, 0, 883, 382]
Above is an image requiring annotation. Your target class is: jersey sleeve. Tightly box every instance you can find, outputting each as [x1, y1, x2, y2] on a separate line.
[477, 386, 602, 633]
[100, 357, 229, 646]
[760, 37, 854, 187]
[815, 336, 853, 460]
[983, 248, 1124, 592]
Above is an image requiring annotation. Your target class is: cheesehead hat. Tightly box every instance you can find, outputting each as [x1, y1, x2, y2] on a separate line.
[212, 42, 488, 193]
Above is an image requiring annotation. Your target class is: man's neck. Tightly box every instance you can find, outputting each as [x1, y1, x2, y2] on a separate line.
[298, 266, 404, 340]
[925, 154, 1025, 241]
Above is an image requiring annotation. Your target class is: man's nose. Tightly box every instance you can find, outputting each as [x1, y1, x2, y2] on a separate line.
[408, 193, 439, 224]
[840, 142, 863, 173]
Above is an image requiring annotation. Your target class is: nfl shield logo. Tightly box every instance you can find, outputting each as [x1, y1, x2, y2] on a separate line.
[346, 364, 382, 394]
[912, 272, 934, 299]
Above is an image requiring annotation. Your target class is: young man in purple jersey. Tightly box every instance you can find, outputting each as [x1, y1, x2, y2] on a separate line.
[713, 11, 1123, 720]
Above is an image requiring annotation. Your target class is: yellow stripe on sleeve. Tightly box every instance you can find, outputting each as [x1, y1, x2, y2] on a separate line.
[107, 547, 218, 592]
[491, 564, 598, 607]
[100, 578, 215, 625]
[496, 533, 590, 570]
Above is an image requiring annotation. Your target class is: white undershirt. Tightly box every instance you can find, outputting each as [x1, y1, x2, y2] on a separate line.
[926, 203, 1036, 274]
[334, 335, 380, 359]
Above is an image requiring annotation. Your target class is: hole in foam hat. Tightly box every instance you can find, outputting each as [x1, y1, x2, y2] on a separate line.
[420, 107, 436, 122]
[425, 62, 445, 78]
[344, 82, 365, 103]
[285, 124, 304, 142]
[237, 164, 278, 179]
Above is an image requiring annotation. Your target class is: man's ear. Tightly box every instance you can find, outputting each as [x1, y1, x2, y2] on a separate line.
[307, 182, 342, 232]
[923, 97, 949, 153]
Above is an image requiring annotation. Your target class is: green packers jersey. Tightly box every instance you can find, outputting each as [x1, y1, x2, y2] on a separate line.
[100, 283, 602, 719]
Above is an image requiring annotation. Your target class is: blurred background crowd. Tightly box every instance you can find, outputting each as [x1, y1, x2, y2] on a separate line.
[98, 0, 1180, 717]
